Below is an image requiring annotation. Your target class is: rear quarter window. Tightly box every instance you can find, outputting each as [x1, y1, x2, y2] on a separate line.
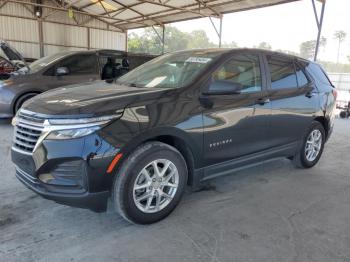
[305, 63, 333, 92]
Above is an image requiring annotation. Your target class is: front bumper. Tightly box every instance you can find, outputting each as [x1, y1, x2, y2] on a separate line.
[15, 167, 110, 212]
[11, 133, 120, 212]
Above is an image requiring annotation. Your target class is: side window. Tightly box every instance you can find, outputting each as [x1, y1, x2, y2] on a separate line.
[210, 54, 262, 93]
[306, 63, 332, 86]
[99, 55, 123, 70]
[57, 54, 97, 75]
[43, 66, 55, 76]
[267, 56, 298, 90]
[295, 64, 309, 87]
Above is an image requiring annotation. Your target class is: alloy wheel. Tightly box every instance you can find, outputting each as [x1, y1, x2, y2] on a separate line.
[305, 129, 322, 162]
[133, 159, 179, 213]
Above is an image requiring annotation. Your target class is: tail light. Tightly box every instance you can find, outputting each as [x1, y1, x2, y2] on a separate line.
[332, 89, 337, 100]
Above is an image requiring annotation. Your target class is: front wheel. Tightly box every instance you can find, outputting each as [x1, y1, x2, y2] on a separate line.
[112, 142, 188, 224]
[293, 121, 325, 168]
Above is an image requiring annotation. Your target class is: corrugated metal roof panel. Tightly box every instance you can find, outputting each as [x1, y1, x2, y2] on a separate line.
[3, 0, 301, 31]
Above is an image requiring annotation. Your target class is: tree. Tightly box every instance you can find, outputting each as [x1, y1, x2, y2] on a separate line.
[299, 37, 327, 60]
[334, 30, 347, 64]
[128, 26, 216, 54]
[187, 30, 215, 49]
[255, 42, 272, 50]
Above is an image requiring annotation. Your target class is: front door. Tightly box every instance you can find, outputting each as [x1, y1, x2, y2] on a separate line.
[202, 53, 271, 167]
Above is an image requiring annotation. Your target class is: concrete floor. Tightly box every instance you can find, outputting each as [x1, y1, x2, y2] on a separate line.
[1, 119, 350, 262]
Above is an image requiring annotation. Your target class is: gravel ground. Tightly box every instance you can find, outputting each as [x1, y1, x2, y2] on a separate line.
[1, 118, 350, 262]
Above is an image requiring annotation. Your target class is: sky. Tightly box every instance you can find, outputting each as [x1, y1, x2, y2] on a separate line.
[131, 0, 350, 63]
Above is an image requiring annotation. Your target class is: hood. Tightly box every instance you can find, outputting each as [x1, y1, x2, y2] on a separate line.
[22, 81, 170, 118]
[0, 41, 24, 61]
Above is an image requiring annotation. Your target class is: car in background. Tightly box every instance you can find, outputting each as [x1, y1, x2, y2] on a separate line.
[0, 40, 26, 80]
[11, 48, 336, 224]
[0, 49, 156, 118]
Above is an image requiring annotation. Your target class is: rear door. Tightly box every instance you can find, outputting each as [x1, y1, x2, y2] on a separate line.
[264, 54, 318, 147]
[45, 53, 99, 89]
[202, 52, 271, 166]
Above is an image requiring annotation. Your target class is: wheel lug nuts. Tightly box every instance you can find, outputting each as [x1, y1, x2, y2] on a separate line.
[152, 178, 156, 182]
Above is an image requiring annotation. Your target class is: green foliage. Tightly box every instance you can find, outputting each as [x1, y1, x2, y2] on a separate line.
[319, 60, 350, 73]
[299, 37, 327, 60]
[128, 26, 216, 54]
[255, 42, 272, 50]
[334, 30, 347, 42]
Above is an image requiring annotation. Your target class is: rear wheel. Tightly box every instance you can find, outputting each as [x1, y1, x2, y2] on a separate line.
[112, 142, 188, 224]
[293, 121, 325, 168]
[340, 111, 348, 118]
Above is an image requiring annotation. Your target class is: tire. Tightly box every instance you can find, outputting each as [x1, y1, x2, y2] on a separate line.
[14, 93, 37, 113]
[293, 121, 325, 169]
[112, 142, 188, 224]
[339, 111, 348, 119]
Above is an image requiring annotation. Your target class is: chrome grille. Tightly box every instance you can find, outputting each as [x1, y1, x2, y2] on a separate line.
[13, 112, 45, 154]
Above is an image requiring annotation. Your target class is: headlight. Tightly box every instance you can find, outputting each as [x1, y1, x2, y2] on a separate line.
[43, 113, 123, 140]
[0, 79, 13, 88]
[46, 126, 101, 140]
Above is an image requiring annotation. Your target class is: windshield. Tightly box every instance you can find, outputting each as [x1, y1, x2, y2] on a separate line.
[19, 52, 69, 74]
[117, 50, 223, 89]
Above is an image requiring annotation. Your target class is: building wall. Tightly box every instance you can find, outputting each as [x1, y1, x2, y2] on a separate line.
[0, 1, 126, 59]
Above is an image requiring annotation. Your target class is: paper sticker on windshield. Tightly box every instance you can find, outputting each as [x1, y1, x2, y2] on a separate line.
[146, 76, 167, 88]
[185, 57, 212, 64]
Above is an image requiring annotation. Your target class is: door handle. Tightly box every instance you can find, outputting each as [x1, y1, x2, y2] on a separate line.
[256, 98, 270, 105]
[305, 91, 315, 98]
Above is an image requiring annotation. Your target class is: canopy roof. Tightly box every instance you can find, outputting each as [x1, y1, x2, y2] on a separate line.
[65, 0, 300, 31]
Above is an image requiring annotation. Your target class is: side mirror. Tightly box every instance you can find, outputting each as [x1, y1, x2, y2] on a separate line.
[56, 67, 69, 76]
[203, 80, 243, 95]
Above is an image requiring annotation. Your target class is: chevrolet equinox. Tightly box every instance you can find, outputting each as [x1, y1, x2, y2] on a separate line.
[11, 49, 336, 224]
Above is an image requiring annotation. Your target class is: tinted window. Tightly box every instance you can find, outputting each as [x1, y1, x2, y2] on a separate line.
[306, 63, 332, 85]
[57, 54, 96, 75]
[99, 55, 123, 70]
[267, 56, 298, 89]
[210, 54, 262, 93]
[295, 65, 309, 87]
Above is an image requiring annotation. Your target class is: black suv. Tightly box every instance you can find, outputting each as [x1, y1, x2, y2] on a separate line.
[11, 49, 336, 224]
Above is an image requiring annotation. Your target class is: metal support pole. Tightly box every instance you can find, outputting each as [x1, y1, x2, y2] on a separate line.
[219, 16, 223, 48]
[314, 0, 326, 62]
[209, 16, 223, 48]
[162, 26, 165, 54]
[125, 30, 128, 52]
[38, 18, 44, 57]
[87, 27, 90, 50]
[151, 25, 165, 54]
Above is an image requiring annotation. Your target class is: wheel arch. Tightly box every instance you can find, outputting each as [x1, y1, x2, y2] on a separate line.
[12, 91, 41, 114]
[313, 116, 329, 138]
[118, 128, 201, 187]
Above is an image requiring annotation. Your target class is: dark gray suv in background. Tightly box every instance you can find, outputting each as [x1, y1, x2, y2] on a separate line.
[0, 49, 155, 118]
[11, 49, 336, 224]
